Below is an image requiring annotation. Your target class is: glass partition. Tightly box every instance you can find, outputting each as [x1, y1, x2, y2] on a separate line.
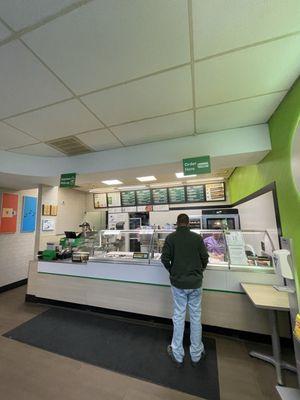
[87, 228, 276, 272]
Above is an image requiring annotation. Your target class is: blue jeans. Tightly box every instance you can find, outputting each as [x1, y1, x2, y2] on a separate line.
[171, 286, 204, 363]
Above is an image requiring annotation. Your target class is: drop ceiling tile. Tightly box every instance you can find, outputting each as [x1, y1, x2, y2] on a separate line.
[0, 0, 79, 31]
[23, 0, 190, 94]
[193, 0, 300, 59]
[196, 92, 287, 133]
[81, 66, 193, 126]
[111, 110, 194, 146]
[6, 99, 103, 141]
[77, 129, 122, 151]
[10, 143, 65, 157]
[0, 40, 72, 119]
[195, 35, 300, 107]
[0, 122, 38, 149]
[0, 21, 11, 40]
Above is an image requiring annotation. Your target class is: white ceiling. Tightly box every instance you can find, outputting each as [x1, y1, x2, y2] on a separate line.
[0, 0, 299, 157]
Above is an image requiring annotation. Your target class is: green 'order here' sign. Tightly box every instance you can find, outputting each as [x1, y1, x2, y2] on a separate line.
[60, 173, 76, 188]
[183, 155, 211, 175]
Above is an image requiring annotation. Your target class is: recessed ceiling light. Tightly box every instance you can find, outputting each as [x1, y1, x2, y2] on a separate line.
[175, 172, 197, 179]
[136, 176, 157, 182]
[101, 180, 123, 185]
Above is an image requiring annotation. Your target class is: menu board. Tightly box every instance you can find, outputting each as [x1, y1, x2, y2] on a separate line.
[205, 182, 225, 201]
[186, 185, 205, 203]
[93, 193, 107, 208]
[136, 189, 151, 205]
[121, 191, 136, 206]
[168, 187, 186, 204]
[152, 188, 168, 204]
[107, 192, 121, 207]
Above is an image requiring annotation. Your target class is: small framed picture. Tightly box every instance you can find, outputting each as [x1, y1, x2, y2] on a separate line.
[42, 204, 51, 216]
[50, 205, 58, 216]
[42, 219, 55, 231]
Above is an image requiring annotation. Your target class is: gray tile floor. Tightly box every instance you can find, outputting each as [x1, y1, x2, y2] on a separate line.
[0, 286, 298, 400]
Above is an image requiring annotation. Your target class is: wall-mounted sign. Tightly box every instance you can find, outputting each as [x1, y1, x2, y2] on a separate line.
[136, 189, 151, 205]
[183, 155, 211, 175]
[42, 219, 55, 231]
[168, 187, 186, 204]
[107, 192, 121, 207]
[205, 182, 225, 201]
[60, 173, 76, 188]
[186, 185, 205, 203]
[93, 193, 107, 208]
[152, 188, 168, 204]
[0, 193, 18, 233]
[21, 196, 37, 233]
[121, 191, 136, 207]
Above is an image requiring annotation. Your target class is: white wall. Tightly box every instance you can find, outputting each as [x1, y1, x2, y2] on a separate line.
[234, 191, 280, 253]
[39, 186, 87, 250]
[0, 188, 38, 287]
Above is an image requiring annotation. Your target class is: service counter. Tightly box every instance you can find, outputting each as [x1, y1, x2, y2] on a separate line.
[27, 229, 290, 337]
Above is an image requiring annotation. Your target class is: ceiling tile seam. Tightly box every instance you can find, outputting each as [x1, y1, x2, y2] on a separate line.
[0, 120, 44, 143]
[78, 62, 191, 97]
[19, 38, 126, 147]
[106, 107, 194, 129]
[0, 62, 191, 122]
[0, 96, 74, 122]
[113, 131, 196, 149]
[195, 122, 269, 136]
[194, 30, 300, 64]
[0, 0, 94, 47]
[195, 89, 288, 110]
[187, 0, 197, 135]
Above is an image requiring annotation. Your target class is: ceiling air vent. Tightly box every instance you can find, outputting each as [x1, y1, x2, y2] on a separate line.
[47, 136, 93, 156]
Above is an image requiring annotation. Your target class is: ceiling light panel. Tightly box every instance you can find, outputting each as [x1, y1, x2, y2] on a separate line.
[195, 35, 300, 108]
[192, 0, 300, 60]
[111, 110, 194, 146]
[102, 180, 123, 185]
[22, 0, 190, 94]
[0, 0, 79, 31]
[6, 99, 103, 141]
[77, 129, 122, 151]
[81, 66, 193, 126]
[0, 41, 71, 119]
[10, 143, 65, 157]
[0, 122, 38, 150]
[136, 176, 157, 182]
[175, 172, 197, 178]
[196, 91, 287, 133]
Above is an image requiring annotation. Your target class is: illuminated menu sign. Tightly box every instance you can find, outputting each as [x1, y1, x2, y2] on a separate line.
[205, 182, 225, 201]
[152, 188, 168, 204]
[136, 189, 151, 205]
[186, 185, 205, 203]
[107, 192, 121, 207]
[121, 191, 136, 206]
[168, 187, 186, 204]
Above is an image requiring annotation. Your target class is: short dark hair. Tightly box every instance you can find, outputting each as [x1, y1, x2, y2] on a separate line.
[177, 213, 189, 225]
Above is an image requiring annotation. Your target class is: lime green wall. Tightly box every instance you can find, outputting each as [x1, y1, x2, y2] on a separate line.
[228, 77, 300, 295]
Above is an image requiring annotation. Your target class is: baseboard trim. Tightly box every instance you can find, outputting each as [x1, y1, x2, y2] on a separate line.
[26, 294, 293, 346]
[0, 279, 28, 294]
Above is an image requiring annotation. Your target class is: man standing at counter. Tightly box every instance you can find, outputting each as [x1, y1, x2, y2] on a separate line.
[161, 213, 209, 367]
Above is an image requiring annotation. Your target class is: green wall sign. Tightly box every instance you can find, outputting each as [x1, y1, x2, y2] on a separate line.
[60, 173, 76, 188]
[183, 155, 211, 175]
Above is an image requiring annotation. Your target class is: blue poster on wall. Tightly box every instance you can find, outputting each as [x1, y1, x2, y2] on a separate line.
[21, 196, 37, 233]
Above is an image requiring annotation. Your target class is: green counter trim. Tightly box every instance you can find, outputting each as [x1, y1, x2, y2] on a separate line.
[38, 271, 245, 294]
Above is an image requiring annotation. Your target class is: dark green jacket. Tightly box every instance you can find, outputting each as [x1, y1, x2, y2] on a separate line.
[161, 226, 209, 289]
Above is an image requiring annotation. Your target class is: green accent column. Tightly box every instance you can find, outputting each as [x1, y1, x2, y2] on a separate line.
[228, 77, 300, 300]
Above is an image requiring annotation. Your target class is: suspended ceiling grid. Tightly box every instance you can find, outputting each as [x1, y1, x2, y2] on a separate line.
[0, 0, 299, 157]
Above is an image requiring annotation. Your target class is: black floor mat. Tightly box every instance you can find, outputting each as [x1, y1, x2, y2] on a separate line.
[4, 308, 220, 399]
